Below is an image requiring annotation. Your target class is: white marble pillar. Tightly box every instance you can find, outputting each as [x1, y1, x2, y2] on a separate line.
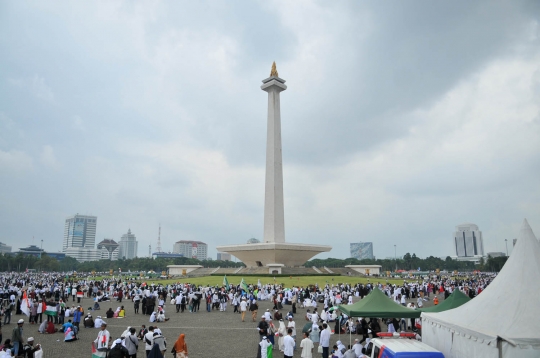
[261, 64, 287, 243]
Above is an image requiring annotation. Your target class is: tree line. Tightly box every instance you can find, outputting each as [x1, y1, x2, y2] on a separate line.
[0, 251, 507, 274]
[0, 253, 244, 273]
[306, 253, 508, 272]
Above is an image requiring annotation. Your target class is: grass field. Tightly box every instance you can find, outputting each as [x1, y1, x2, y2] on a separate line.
[97, 275, 409, 287]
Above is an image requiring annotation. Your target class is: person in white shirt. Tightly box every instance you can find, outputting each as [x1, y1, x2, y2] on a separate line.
[287, 316, 296, 348]
[94, 316, 104, 329]
[300, 332, 314, 358]
[240, 297, 248, 322]
[94, 322, 110, 351]
[283, 328, 295, 358]
[320, 323, 330, 358]
[144, 326, 155, 356]
[353, 338, 363, 356]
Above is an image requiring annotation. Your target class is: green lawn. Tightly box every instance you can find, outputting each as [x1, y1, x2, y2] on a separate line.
[113, 275, 409, 287]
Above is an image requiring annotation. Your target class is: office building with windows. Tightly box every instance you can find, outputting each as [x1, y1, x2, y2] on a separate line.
[118, 229, 138, 259]
[63, 214, 101, 262]
[173, 240, 208, 261]
[63, 214, 97, 250]
[454, 223, 484, 257]
[350, 242, 375, 260]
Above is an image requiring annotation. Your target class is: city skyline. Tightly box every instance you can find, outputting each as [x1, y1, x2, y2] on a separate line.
[1, 2, 539, 260]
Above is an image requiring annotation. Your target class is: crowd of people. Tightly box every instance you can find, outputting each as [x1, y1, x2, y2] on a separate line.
[0, 271, 494, 357]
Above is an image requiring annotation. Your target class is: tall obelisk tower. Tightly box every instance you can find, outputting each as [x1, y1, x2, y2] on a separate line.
[261, 62, 287, 243]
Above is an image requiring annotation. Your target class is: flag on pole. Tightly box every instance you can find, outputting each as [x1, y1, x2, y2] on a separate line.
[223, 275, 230, 290]
[20, 291, 30, 317]
[240, 278, 249, 292]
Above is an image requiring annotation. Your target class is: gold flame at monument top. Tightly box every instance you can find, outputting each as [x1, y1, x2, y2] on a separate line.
[270, 61, 278, 77]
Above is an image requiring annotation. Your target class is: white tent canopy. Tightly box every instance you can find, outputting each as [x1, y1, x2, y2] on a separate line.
[422, 219, 540, 358]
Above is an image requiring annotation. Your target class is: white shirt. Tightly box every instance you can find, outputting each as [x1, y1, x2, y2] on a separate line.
[320, 328, 330, 347]
[287, 320, 296, 336]
[300, 337, 314, 358]
[144, 331, 154, 350]
[94, 329, 110, 350]
[283, 335, 295, 356]
[240, 301, 248, 311]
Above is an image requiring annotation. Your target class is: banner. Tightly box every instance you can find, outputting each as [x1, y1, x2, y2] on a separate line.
[223, 275, 230, 290]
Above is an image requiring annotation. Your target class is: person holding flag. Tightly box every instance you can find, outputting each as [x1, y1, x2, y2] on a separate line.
[241, 278, 249, 293]
[93, 322, 110, 358]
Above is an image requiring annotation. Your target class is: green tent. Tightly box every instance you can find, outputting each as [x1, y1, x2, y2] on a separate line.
[338, 288, 421, 319]
[418, 289, 470, 313]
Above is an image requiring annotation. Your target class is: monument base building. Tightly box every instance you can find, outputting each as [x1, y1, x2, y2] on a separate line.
[217, 242, 331, 268]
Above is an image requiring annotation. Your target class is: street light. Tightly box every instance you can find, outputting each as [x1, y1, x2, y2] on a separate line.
[505, 239, 508, 257]
[40, 239, 43, 259]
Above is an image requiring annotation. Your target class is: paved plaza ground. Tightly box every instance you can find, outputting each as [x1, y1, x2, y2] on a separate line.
[6, 291, 442, 358]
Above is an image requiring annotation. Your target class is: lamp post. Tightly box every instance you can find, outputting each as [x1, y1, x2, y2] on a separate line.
[505, 239, 508, 257]
[40, 239, 43, 259]
[394, 245, 397, 272]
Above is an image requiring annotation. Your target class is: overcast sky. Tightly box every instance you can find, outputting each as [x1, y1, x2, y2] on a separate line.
[1, 1, 539, 261]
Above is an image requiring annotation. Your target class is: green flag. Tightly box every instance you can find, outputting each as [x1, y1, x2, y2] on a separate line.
[223, 275, 230, 290]
[241, 277, 249, 292]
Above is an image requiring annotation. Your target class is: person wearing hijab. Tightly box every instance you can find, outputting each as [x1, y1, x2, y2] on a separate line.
[172, 333, 188, 358]
[94, 316, 104, 328]
[38, 320, 47, 334]
[277, 319, 287, 352]
[46, 321, 57, 334]
[147, 343, 163, 358]
[64, 327, 77, 342]
[121, 326, 131, 338]
[149, 311, 157, 323]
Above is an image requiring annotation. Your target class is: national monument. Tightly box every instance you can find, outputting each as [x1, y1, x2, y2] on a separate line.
[217, 63, 332, 269]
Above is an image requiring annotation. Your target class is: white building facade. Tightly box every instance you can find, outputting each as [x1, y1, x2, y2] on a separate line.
[118, 229, 138, 259]
[454, 223, 484, 257]
[173, 240, 208, 261]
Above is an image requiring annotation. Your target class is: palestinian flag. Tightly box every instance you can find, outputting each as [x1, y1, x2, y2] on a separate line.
[45, 304, 57, 316]
[92, 343, 107, 358]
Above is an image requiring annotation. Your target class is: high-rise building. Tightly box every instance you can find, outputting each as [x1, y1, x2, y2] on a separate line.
[217, 253, 231, 261]
[350, 242, 374, 260]
[454, 223, 484, 257]
[0, 242, 12, 254]
[118, 229, 138, 259]
[63, 214, 97, 250]
[63, 214, 101, 262]
[173, 241, 208, 261]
